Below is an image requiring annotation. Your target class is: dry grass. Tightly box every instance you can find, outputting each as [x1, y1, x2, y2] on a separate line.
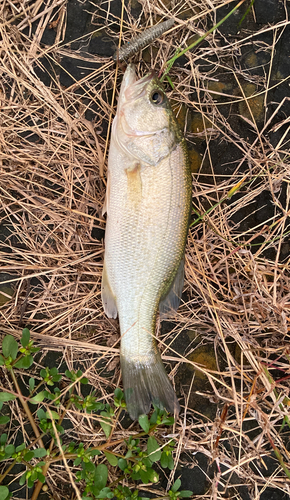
[0, 0, 290, 498]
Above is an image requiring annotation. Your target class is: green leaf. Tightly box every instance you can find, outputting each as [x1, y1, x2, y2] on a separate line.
[19, 473, 27, 486]
[37, 409, 47, 421]
[148, 468, 159, 483]
[46, 410, 59, 420]
[32, 469, 38, 481]
[167, 454, 174, 470]
[33, 448, 47, 458]
[94, 464, 108, 491]
[104, 451, 118, 467]
[27, 476, 34, 488]
[139, 468, 150, 484]
[0, 434, 7, 445]
[150, 410, 157, 425]
[2, 335, 18, 360]
[142, 457, 152, 468]
[21, 328, 30, 348]
[74, 457, 82, 466]
[160, 451, 168, 468]
[30, 347, 39, 353]
[162, 416, 174, 426]
[0, 485, 10, 500]
[24, 451, 34, 461]
[29, 378, 35, 391]
[114, 388, 123, 399]
[118, 458, 127, 471]
[104, 451, 118, 466]
[0, 392, 16, 402]
[171, 478, 181, 493]
[100, 421, 111, 439]
[56, 424, 64, 435]
[100, 413, 112, 439]
[138, 414, 150, 433]
[0, 355, 4, 366]
[131, 471, 141, 481]
[90, 449, 101, 457]
[45, 391, 55, 401]
[14, 355, 33, 369]
[0, 416, 10, 425]
[37, 473, 45, 484]
[83, 461, 95, 473]
[4, 445, 15, 457]
[96, 487, 114, 498]
[30, 391, 45, 404]
[16, 443, 26, 452]
[147, 437, 161, 463]
[179, 491, 193, 498]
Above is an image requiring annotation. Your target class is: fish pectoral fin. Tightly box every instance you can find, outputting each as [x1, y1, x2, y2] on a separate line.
[121, 353, 180, 420]
[101, 262, 118, 319]
[159, 257, 185, 319]
[102, 173, 110, 216]
[126, 162, 142, 205]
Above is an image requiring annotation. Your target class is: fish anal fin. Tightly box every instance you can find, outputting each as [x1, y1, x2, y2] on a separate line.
[101, 262, 118, 319]
[159, 257, 184, 319]
[121, 353, 180, 420]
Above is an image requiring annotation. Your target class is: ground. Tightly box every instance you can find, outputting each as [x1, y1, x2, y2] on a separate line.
[0, 0, 290, 499]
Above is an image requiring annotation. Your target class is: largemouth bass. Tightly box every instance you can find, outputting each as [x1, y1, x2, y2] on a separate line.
[102, 64, 191, 419]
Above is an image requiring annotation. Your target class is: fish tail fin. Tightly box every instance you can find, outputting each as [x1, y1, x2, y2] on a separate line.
[120, 353, 180, 420]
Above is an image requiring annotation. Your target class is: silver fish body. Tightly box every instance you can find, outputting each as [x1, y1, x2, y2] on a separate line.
[102, 64, 191, 419]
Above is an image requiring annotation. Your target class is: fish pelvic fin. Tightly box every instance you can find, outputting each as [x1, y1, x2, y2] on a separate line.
[102, 172, 110, 216]
[120, 353, 180, 420]
[101, 262, 118, 319]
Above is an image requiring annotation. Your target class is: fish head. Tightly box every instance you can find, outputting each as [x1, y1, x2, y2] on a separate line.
[113, 64, 181, 166]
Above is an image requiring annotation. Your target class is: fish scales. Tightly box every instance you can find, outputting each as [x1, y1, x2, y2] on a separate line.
[102, 64, 191, 419]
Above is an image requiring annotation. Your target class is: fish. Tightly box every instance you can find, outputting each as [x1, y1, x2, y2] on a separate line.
[102, 64, 192, 419]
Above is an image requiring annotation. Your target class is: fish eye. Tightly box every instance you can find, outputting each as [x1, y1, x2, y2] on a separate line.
[150, 90, 164, 105]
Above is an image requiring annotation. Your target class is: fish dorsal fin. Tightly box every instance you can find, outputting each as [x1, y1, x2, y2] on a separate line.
[102, 173, 110, 216]
[101, 261, 118, 319]
[159, 257, 184, 319]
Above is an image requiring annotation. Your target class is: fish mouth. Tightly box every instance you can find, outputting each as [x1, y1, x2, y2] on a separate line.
[134, 70, 155, 87]
[124, 67, 156, 102]
[121, 63, 137, 91]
